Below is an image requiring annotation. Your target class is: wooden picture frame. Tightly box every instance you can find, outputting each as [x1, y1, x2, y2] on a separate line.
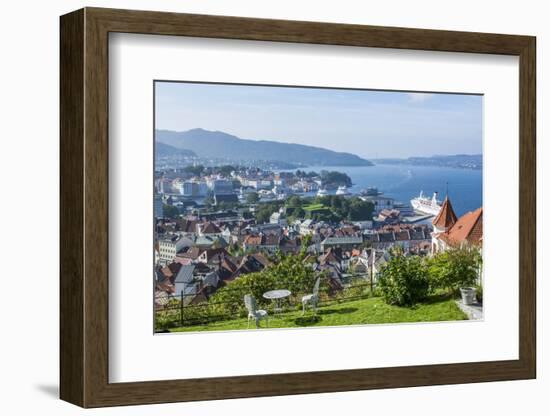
[60, 7, 536, 408]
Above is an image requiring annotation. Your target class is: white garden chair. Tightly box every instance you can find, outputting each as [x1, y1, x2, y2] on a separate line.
[244, 294, 269, 329]
[302, 277, 321, 314]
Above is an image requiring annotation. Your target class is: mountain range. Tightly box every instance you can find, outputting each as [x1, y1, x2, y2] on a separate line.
[155, 142, 197, 158]
[155, 128, 373, 166]
[373, 154, 482, 170]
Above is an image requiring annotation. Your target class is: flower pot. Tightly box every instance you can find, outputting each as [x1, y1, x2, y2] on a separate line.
[460, 287, 476, 305]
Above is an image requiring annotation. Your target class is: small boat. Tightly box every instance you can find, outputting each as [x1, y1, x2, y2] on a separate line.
[317, 188, 328, 197]
[360, 187, 382, 196]
[335, 185, 349, 196]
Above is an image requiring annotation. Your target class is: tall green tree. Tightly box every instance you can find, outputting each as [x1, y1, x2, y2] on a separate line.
[217, 165, 235, 176]
[162, 204, 179, 219]
[246, 192, 259, 204]
[286, 195, 303, 207]
[210, 252, 318, 314]
[347, 199, 374, 221]
[183, 164, 204, 176]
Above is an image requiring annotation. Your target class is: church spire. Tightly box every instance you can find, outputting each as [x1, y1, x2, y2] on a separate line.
[432, 195, 458, 231]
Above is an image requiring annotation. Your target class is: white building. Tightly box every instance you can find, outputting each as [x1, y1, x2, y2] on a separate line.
[248, 179, 273, 190]
[273, 175, 285, 186]
[182, 181, 195, 196]
[158, 235, 193, 265]
[299, 219, 315, 236]
[197, 181, 208, 196]
[270, 211, 288, 227]
[361, 196, 394, 213]
[155, 178, 173, 194]
[154, 194, 164, 218]
[207, 178, 233, 195]
[172, 178, 185, 195]
[353, 220, 373, 230]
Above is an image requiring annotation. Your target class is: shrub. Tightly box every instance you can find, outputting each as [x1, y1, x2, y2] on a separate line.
[429, 246, 482, 296]
[209, 272, 273, 315]
[155, 309, 178, 330]
[475, 284, 483, 304]
[377, 248, 430, 306]
[209, 252, 319, 315]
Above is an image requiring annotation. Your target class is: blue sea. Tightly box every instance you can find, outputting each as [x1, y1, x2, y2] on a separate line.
[288, 164, 482, 217]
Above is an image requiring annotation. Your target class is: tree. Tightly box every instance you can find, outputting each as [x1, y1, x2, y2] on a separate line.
[162, 204, 179, 219]
[378, 248, 431, 306]
[210, 252, 318, 315]
[255, 206, 273, 224]
[347, 199, 374, 221]
[300, 234, 312, 255]
[267, 251, 318, 294]
[286, 195, 303, 207]
[217, 165, 235, 176]
[330, 196, 343, 209]
[203, 196, 214, 207]
[254, 201, 282, 224]
[314, 195, 331, 206]
[429, 246, 481, 295]
[320, 171, 352, 187]
[246, 192, 259, 204]
[183, 164, 204, 176]
[227, 243, 244, 257]
[292, 207, 305, 219]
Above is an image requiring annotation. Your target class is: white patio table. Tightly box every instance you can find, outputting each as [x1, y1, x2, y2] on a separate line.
[262, 289, 291, 315]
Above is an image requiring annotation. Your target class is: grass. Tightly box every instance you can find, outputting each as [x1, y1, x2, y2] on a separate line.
[303, 203, 327, 211]
[168, 295, 467, 333]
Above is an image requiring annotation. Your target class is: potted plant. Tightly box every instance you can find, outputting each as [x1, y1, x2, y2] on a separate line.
[460, 287, 477, 305]
[428, 246, 482, 305]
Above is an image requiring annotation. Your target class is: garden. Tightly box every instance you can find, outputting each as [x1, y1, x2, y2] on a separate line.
[155, 246, 482, 333]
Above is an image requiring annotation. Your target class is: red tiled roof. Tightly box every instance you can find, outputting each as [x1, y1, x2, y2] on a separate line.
[179, 246, 203, 259]
[263, 234, 280, 246]
[250, 253, 271, 267]
[220, 257, 238, 273]
[433, 196, 458, 229]
[244, 234, 261, 245]
[160, 262, 183, 282]
[319, 248, 341, 265]
[177, 219, 199, 233]
[440, 207, 483, 246]
[201, 221, 222, 234]
[202, 247, 229, 262]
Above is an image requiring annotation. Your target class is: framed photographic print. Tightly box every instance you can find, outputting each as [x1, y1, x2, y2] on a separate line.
[60, 7, 536, 408]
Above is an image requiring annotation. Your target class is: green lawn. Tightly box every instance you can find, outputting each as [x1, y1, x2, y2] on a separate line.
[303, 203, 327, 211]
[168, 295, 467, 333]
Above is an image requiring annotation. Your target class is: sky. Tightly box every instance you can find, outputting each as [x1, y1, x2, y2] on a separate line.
[155, 81, 483, 159]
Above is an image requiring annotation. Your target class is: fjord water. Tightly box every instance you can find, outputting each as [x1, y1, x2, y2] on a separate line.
[302, 164, 483, 217]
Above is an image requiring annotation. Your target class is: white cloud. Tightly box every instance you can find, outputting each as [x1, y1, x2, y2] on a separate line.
[406, 92, 435, 103]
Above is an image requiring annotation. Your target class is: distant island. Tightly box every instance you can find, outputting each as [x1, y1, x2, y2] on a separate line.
[373, 154, 482, 170]
[155, 128, 373, 167]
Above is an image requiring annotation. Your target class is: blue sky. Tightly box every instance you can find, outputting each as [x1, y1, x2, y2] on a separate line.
[155, 81, 482, 159]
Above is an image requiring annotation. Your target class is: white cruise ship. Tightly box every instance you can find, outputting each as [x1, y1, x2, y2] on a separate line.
[335, 186, 349, 196]
[317, 188, 328, 197]
[410, 191, 442, 216]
